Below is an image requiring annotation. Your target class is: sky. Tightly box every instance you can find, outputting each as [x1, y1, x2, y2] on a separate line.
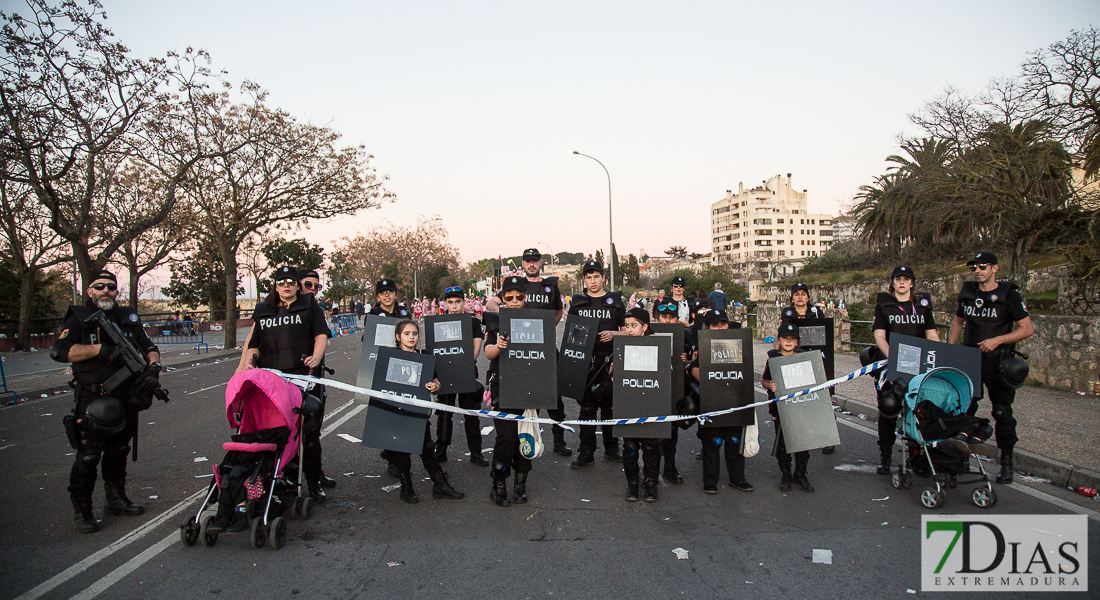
[76, 1, 1100, 266]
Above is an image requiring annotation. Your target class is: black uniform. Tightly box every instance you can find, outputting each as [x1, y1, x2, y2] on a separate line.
[568, 291, 626, 456]
[508, 278, 571, 439]
[51, 302, 159, 498]
[871, 292, 937, 452]
[660, 325, 695, 481]
[368, 303, 411, 319]
[763, 348, 809, 477]
[387, 349, 447, 477]
[249, 295, 331, 480]
[434, 314, 486, 460]
[484, 312, 531, 477]
[781, 305, 825, 322]
[955, 281, 1029, 451]
[689, 353, 749, 489]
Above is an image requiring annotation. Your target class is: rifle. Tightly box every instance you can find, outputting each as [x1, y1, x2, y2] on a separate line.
[84, 310, 171, 404]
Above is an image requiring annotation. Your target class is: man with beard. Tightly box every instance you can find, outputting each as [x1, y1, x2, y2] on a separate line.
[51, 271, 163, 533]
[485, 249, 571, 456]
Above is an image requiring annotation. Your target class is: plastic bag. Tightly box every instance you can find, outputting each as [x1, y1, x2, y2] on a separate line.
[742, 412, 760, 458]
[517, 409, 543, 459]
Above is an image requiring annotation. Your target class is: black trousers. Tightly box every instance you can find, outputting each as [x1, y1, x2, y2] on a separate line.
[773, 418, 808, 473]
[623, 438, 660, 482]
[390, 421, 443, 477]
[701, 426, 745, 486]
[876, 384, 898, 452]
[301, 384, 326, 479]
[490, 407, 531, 474]
[660, 426, 679, 461]
[577, 359, 616, 454]
[547, 397, 567, 434]
[967, 352, 1018, 451]
[435, 391, 483, 454]
[68, 391, 137, 496]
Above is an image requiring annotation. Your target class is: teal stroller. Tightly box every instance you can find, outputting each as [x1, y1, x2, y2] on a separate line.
[890, 367, 996, 509]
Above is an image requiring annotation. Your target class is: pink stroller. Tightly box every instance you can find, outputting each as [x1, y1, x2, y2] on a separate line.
[180, 369, 315, 550]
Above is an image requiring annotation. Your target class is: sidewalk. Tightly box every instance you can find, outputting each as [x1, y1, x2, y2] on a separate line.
[751, 339, 1100, 491]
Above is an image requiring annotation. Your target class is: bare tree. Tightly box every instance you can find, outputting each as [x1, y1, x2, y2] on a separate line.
[337, 219, 459, 301]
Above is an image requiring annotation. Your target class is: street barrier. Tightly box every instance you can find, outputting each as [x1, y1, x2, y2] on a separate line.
[144, 321, 209, 354]
[330, 314, 362, 337]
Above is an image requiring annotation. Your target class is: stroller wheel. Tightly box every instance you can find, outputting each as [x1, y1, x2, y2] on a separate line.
[199, 516, 219, 547]
[289, 499, 300, 519]
[971, 486, 997, 508]
[301, 497, 314, 520]
[920, 488, 946, 509]
[269, 517, 287, 549]
[892, 470, 902, 490]
[180, 516, 199, 547]
[893, 469, 913, 489]
[249, 518, 267, 549]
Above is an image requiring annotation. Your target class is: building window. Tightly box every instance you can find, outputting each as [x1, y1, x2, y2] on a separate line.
[777, 219, 784, 224]
[776, 239, 784, 245]
[778, 250, 785, 256]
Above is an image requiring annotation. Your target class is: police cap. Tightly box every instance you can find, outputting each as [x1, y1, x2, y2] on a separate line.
[625, 307, 650, 325]
[522, 248, 542, 262]
[90, 270, 117, 284]
[890, 266, 915, 281]
[376, 279, 397, 293]
[582, 260, 603, 274]
[704, 309, 729, 326]
[501, 276, 525, 294]
[670, 276, 686, 287]
[272, 266, 298, 282]
[654, 298, 679, 315]
[966, 252, 998, 266]
[443, 285, 465, 299]
[777, 322, 800, 339]
[298, 269, 320, 281]
[790, 282, 810, 297]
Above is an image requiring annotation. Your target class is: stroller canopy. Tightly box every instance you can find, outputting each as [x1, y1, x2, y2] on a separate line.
[225, 369, 303, 435]
[904, 367, 974, 416]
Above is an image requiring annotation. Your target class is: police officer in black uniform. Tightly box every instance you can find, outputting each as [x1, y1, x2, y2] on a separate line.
[51, 270, 163, 533]
[485, 248, 572, 456]
[653, 297, 693, 483]
[870, 266, 940, 474]
[240, 266, 332, 501]
[781, 282, 826, 322]
[367, 278, 410, 477]
[433, 286, 489, 466]
[568, 260, 627, 468]
[948, 252, 1034, 484]
[297, 268, 337, 490]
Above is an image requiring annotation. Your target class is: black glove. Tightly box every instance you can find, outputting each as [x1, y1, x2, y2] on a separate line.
[132, 363, 162, 396]
[97, 344, 124, 366]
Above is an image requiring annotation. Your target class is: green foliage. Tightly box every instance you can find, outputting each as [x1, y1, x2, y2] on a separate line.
[321, 251, 365, 304]
[164, 245, 242, 311]
[846, 302, 874, 345]
[622, 254, 640, 287]
[656, 267, 748, 303]
[0, 269, 69, 323]
[555, 252, 585, 265]
[262, 238, 325, 271]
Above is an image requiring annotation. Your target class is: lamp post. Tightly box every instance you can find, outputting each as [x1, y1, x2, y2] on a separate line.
[571, 150, 614, 291]
[412, 216, 442, 299]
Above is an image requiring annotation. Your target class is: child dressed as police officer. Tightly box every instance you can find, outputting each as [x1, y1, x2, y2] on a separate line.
[762, 323, 813, 492]
[615, 307, 664, 502]
[653, 297, 694, 484]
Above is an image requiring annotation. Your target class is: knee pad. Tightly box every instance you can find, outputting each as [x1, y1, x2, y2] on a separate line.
[78, 449, 102, 467]
[991, 404, 1011, 421]
[103, 444, 130, 460]
[877, 393, 902, 419]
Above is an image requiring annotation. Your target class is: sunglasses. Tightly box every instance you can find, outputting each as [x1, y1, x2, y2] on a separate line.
[671, 284, 684, 288]
[444, 286, 463, 295]
[90, 283, 117, 291]
[276, 279, 298, 287]
[301, 281, 322, 291]
[969, 264, 991, 272]
[503, 293, 525, 302]
[657, 304, 677, 312]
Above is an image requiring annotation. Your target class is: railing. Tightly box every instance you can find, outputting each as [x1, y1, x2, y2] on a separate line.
[840, 319, 950, 349]
[143, 321, 209, 354]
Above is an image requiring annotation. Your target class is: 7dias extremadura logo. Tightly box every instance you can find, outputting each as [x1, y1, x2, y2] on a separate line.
[921, 515, 1087, 592]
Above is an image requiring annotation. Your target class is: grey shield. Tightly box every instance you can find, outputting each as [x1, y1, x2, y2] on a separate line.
[425, 314, 476, 394]
[499, 308, 558, 409]
[796, 317, 835, 380]
[770, 350, 841, 453]
[557, 314, 600, 401]
[888, 333, 982, 397]
[612, 336, 672, 438]
[697, 329, 755, 428]
[354, 315, 401, 404]
[650, 323, 686, 402]
[360, 346, 435, 454]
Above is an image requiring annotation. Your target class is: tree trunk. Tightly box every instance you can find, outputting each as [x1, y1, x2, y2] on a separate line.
[220, 247, 239, 350]
[1011, 238, 1029, 303]
[17, 269, 35, 352]
[127, 255, 140, 310]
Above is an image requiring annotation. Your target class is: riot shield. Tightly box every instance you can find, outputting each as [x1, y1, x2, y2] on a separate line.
[353, 314, 401, 404]
[499, 308, 557, 409]
[557, 314, 599, 401]
[697, 329, 755, 428]
[650, 323, 686, 402]
[360, 347, 435, 454]
[770, 350, 841, 453]
[612, 336, 672, 438]
[425, 314, 476, 394]
[796, 317, 835, 379]
[888, 333, 982, 397]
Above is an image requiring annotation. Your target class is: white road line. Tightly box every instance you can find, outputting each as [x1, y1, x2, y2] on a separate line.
[69, 532, 178, 600]
[185, 382, 228, 395]
[320, 404, 366, 438]
[324, 398, 355, 421]
[13, 488, 205, 600]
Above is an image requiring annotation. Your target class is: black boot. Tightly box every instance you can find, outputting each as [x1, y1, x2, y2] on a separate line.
[398, 470, 418, 504]
[469, 452, 490, 467]
[512, 471, 528, 505]
[996, 449, 1014, 484]
[387, 460, 401, 478]
[490, 463, 512, 507]
[877, 449, 893, 475]
[104, 482, 144, 516]
[625, 478, 640, 502]
[662, 456, 684, 484]
[430, 471, 464, 500]
[552, 428, 572, 457]
[307, 477, 328, 504]
[571, 449, 595, 469]
[604, 441, 623, 462]
[643, 478, 658, 502]
[793, 464, 814, 493]
[433, 445, 448, 463]
[318, 471, 337, 488]
[779, 466, 792, 492]
[71, 494, 100, 534]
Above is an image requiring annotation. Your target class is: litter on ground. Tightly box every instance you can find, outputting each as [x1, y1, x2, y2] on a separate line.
[812, 549, 833, 564]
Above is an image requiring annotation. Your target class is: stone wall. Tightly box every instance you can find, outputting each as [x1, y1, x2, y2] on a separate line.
[1020, 315, 1100, 392]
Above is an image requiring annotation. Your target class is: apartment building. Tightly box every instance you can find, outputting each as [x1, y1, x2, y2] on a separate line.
[710, 174, 834, 280]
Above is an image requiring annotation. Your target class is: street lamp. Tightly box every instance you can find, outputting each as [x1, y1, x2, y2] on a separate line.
[570, 150, 614, 291]
[536, 241, 555, 272]
[413, 216, 442, 299]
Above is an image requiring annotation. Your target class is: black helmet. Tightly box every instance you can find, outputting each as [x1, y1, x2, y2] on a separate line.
[85, 396, 127, 436]
[878, 387, 902, 418]
[859, 346, 885, 367]
[299, 392, 324, 420]
[999, 356, 1029, 389]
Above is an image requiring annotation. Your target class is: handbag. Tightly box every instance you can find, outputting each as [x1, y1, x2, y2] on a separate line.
[742, 412, 760, 458]
[517, 409, 544, 459]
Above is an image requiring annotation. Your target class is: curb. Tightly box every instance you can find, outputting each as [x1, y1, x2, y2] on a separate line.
[832, 393, 1100, 492]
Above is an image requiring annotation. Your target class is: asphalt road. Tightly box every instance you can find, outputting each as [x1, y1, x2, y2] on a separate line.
[0, 333, 1097, 600]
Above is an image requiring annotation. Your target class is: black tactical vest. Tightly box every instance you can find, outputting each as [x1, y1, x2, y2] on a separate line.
[253, 296, 320, 372]
[876, 291, 935, 342]
[569, 291, 625, 355]
[957, 281, 1020, 349]
[522, 277, 560, 311]
[67, 304, 147, 385]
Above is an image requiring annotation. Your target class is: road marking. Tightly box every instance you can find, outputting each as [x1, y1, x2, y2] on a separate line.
[337, 433, 362, 443]
[325, 398, 355, 420]
[320, 404, 366, 438]
[69, 532, 178, 600]
[185, 382, 228, 395]
[13, 488, 205, 600]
